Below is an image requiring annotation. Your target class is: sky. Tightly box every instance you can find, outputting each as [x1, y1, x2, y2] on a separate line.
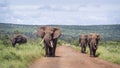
[0, 0, 120, 25]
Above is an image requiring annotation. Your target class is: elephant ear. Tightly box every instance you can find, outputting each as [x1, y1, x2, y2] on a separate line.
[53, 28, 61, 39]
[37, 26, 45, 38]
[97, 34, 100, 40]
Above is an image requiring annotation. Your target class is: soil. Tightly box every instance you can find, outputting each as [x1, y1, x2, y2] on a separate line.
[29, 45, 120, 68]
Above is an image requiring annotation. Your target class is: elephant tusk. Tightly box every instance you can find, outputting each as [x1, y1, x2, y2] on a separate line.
[40, 39, 44, 44]
[50, 41, 53, 48]
[39, 39, 45, 48]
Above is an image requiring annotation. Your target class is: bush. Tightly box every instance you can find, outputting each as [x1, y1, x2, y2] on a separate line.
[71, 40, 79, 46]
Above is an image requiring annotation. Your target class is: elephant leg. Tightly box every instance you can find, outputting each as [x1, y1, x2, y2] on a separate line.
[81, 44, 84, 53]
[52, 46, 56, 57]
[45, 45, 49, 57]
[83, 45, 86, 53]
[81, 47, 83, 53]
[89, 44, 93, 56]
[90, 49, 92, 56]
[93, 49, 97, 57]
[12, 43, 16, 47]
[52, 39, 57, 57]
[12, 40, 16, 47]
[48, 47, 52, 57]
[90, 46, 93, 57]
[82, 46, 84, 53]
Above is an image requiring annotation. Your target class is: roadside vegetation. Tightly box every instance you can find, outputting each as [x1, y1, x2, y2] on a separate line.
[0, 38, 45, 68]
[98, 41, 120, 64]
[71, 40, 120, 64]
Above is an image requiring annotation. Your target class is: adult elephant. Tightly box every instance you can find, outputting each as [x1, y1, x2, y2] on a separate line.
[88, 33, 100, 57]
[12, 35, 27, 47]
[37, 26, 61, 57]
[79, 34, 88, 53]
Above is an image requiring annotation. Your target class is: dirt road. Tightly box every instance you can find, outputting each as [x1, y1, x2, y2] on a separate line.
[29, 45, 120, 68]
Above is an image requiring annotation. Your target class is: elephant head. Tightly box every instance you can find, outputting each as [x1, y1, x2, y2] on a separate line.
[37, 26, 61, 47]
[37, 26, 61, 57]
[89, 33, 100, 48]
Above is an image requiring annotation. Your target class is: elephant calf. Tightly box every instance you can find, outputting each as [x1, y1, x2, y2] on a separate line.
[79, 34, 88, 53]
[12, 35, 27, 47]
[88, 33, 100, 57]
[37, 26, 61, 57]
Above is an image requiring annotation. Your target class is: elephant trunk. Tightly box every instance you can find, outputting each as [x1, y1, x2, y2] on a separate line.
[93, 44, 97, 50]
[42, 38, 54, 48]
[91, 39, 97, 50]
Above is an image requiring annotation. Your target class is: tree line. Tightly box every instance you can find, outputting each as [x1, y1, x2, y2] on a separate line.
[0, 23, 120, 44]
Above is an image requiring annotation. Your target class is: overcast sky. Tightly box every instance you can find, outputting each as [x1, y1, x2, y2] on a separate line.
[0, 0, 120, 25]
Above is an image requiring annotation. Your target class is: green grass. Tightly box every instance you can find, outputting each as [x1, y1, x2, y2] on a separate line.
[97, 41, 120, 64]
[71, 41, 120, 64]
[0, 39, 45, 68]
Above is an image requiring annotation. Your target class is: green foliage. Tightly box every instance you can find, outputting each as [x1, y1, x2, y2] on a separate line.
[57, 40, 67, 46]
[71, 39, 79, 46]
[0, 39, 45, 68]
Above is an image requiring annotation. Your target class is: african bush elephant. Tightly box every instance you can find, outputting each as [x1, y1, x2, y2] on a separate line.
[12, 35, 27, 47]
[79, 34, 88, 53]
[88, 33, 100, 57]
[37, 26, 61, 57]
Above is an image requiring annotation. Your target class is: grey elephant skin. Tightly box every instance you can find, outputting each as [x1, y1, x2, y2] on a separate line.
[79, 34, 88, 53]
[88, 33, 100, 57]
[37, 26, 61, 57]
[12, 35, 27, 47]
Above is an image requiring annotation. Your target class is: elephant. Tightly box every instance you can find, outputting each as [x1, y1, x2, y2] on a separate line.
[88, 33, 100, 57]
[37, 26, 61, 57]
[12, 35, 27, 47]
[79, 34, 88, 53]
